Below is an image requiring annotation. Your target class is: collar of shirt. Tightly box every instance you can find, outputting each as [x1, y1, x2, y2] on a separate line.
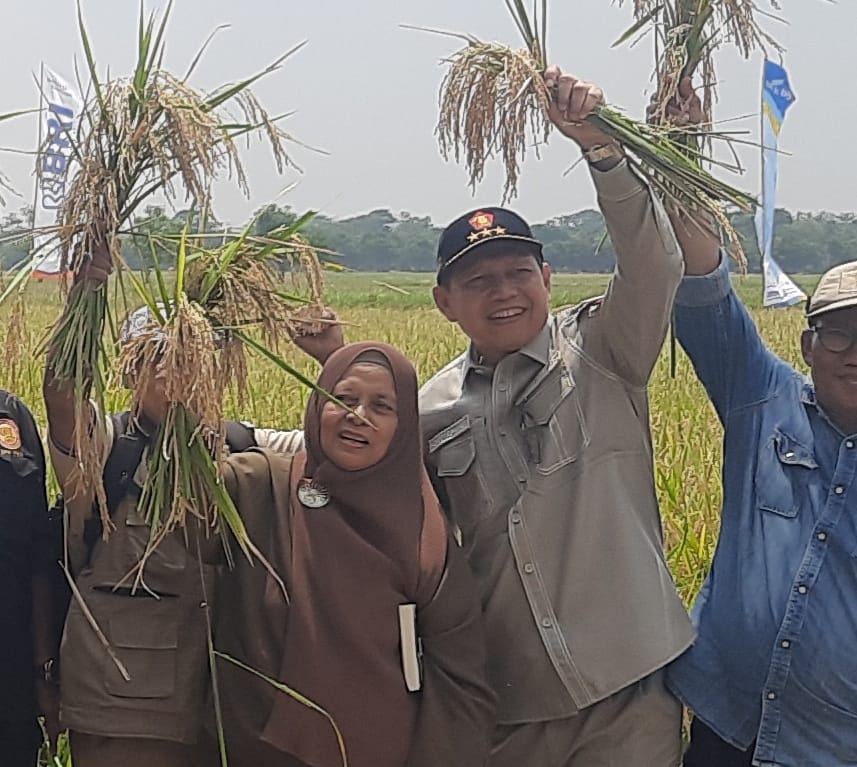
[462, 320, 552, 381]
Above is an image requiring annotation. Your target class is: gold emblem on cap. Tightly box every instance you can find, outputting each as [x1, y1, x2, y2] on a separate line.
[0, 419, 22, 451]
[468, 211, 495, 230]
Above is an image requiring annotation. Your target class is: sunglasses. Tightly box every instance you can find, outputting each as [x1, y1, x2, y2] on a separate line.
[812, 324, 857, 354]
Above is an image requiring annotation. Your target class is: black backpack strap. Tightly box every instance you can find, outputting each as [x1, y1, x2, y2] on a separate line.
[82, 416, 256, 551]
[83, 411, 148, 549]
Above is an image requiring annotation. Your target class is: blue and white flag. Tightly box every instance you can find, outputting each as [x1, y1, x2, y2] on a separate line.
[755, 60, 804, 308]
[33, 67, 80, 278]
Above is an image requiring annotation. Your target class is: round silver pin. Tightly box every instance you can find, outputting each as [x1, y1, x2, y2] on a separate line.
[297, 480, 330, 509]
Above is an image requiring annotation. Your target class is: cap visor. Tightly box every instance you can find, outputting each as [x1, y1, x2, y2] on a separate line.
[439, 235, 543, 274]
[806, 296, 857, 318]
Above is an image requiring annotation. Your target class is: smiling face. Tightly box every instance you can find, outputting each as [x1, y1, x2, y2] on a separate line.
[802, 306, 857, 435]
[433, 248, 551, 365]
[319, 362, 399, 471]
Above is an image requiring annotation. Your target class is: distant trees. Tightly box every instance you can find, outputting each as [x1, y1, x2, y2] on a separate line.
[2, 202, 855, 274]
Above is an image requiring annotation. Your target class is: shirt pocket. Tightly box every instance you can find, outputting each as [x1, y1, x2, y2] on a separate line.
[755, 430, 817, 518]
[104, 614, 179, 699]
[429, 416, 492, 532]
[519, 366, 588, 476]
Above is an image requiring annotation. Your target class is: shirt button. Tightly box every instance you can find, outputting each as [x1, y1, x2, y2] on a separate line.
[797, 585, 808, 594]
[541, 617, 553, 629]
[523, 563, 535, 574]
[497, 383, 508, 393]
[784, 451, 795, 459]
[781, 640, 791, 649]
[511, 513, 522, 525]
[817, 532, 828, 542]
[835, 485, 845, 495]
[517, 476, 526, 484]
[767, 691, 777, 701]
[499, 429, 507, 437]
[846, 440, 855, 449]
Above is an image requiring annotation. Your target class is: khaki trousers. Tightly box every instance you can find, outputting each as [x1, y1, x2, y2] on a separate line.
[488, 670, 682, 767]
[70, 731, 212, 767]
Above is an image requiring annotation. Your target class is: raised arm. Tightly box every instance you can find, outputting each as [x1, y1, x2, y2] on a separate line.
[43, 236, 113, 454]
[542, 65, 683, 385]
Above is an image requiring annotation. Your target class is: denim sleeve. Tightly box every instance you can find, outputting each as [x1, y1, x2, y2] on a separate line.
[674, 256, 788, 422]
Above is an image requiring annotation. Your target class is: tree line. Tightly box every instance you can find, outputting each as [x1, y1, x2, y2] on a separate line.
[2, 203, 855, 274]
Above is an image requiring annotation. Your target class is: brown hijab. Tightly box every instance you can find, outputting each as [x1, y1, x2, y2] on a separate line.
[259, 342, 447, 767]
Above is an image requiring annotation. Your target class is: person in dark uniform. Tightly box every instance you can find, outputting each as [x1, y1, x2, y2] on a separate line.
[0, 391, 59, 766]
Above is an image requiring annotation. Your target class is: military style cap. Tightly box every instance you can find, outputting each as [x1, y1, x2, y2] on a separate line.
[806, 261, 857, 319]
[119, 303, 226, 347]
[119, 303, 166, 345]
[436, 207, 543, 279]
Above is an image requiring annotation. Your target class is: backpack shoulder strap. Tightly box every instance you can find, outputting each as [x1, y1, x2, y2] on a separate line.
[83, 411, 147, 550]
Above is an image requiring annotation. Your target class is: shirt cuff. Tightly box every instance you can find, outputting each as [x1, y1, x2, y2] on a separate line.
[589, 159, 645, 202]
[675, 253, 732, 307]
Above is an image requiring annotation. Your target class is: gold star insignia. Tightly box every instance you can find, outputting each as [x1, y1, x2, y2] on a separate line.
[467, 231, 482, 243]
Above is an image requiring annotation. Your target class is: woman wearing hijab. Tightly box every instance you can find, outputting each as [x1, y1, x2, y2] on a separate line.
[216, 342, 495, 767]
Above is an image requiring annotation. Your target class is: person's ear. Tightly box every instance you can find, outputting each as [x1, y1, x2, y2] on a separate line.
[800, 328, 814, 368]
[433, 284, 457, 322]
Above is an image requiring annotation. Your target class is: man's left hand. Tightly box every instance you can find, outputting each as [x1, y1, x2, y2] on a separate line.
[291, 308, 345, 365]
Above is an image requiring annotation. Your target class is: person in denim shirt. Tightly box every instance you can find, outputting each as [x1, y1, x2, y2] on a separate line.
[666, 220, 857, 767]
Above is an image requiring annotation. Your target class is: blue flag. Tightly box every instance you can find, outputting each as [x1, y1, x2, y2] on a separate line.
[756, 60, 804, 308]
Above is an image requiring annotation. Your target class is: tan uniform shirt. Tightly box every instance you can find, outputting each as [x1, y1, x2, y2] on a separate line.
[51, 411, 302, 742]
[419, 161, 695, 724]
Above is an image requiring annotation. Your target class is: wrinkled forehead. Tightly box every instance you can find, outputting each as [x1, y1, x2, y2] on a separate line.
[814, 305, 857, 329]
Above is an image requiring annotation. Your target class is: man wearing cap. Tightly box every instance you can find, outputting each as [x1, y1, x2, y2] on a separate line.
[666, 225, 857, 767]
[42, 244, 329, 766]
[419, 67, 693, 766]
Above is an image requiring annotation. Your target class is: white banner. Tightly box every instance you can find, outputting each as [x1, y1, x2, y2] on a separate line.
[32, 67, 80, 277]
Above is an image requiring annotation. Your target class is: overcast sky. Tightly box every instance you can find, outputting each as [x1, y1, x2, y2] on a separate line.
[1, 0, 854, 227]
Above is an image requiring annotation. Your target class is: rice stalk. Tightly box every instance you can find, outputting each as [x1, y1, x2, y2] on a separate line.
[428, 22, 756, 228]
[614, 0, 786, 262]
[42, 1, 302, 523]
[116, 216, 328, 583]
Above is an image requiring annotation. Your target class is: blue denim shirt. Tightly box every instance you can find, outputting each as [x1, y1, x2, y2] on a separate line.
[666, 258, 857, 767]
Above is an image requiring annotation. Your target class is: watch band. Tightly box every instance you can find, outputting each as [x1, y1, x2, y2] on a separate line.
[582, 143, 624, 164]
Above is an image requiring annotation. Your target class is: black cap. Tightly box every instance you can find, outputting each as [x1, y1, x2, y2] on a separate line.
[436, 207, 543, 279]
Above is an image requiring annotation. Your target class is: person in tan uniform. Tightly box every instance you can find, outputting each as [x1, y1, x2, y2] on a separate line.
[217, 342, 495, 767]
[417, 66, 695, 766]
[43, 241, 319, 767]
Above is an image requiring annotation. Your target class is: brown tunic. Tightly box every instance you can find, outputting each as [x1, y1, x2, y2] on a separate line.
[217, 343, 494, 767]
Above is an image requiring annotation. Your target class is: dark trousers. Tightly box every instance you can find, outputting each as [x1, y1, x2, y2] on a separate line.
[0, 719, 42, 767]
[684, 718, 755, 767]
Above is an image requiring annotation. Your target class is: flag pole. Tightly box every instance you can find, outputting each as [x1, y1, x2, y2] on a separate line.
[30, 62, 45, 233]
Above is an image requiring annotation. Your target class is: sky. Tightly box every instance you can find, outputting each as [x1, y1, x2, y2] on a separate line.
[0, 0, 854, 228]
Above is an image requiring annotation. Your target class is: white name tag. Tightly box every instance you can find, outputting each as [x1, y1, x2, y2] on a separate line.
[398, 603, 423, 692]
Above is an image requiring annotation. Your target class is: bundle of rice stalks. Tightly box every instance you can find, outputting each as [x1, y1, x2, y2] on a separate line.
[42, 2, 302, 519]
[618, 0, 783, 128]
[614, 0, 785, 262]
[418, 0, 756, 241]
[119, 218, 329, 581]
